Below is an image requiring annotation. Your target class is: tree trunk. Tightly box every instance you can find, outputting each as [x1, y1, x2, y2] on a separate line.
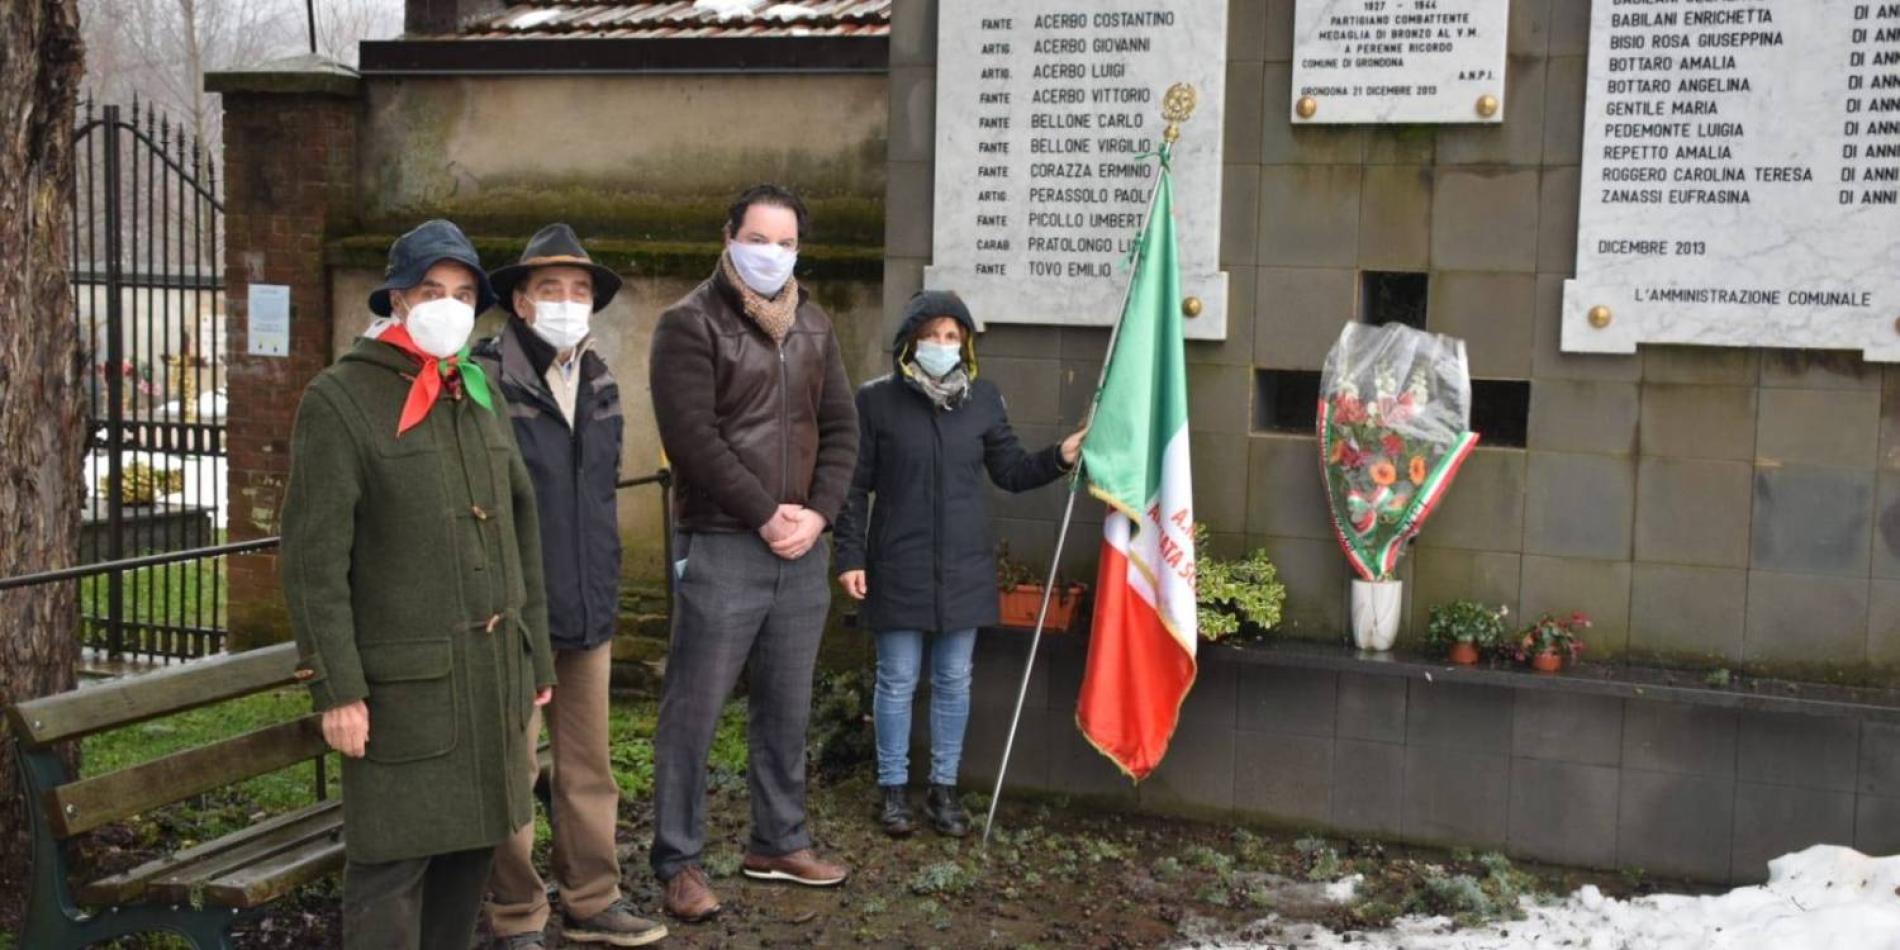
[0, 0, 87, 922]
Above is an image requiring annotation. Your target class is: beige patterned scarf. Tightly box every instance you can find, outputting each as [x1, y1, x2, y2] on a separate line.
[720, 250, 799, 344]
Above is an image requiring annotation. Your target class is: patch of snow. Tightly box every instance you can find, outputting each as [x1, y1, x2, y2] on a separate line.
[507, 7, 565, 29]
[1211, 846, 1900, 950]
[691, 0, 767, 19]
[1323, 873, 1362, 904]
[85, 450, 228, 530]
[761, 2, 820, 20]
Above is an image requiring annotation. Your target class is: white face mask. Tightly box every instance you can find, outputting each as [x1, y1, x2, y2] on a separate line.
[401, 296, 475, 359]
[727, 241, 797, 297]
[529, 299, 591, 352]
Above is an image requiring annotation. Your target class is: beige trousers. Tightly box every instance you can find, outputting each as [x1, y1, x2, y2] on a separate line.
[487, 643, 622, 935]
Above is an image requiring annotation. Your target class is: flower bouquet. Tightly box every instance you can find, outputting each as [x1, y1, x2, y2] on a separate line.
[1317, 322, 1480, 650]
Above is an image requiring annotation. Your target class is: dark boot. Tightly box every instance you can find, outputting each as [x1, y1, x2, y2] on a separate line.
[925, 784, 969, 838]
[879, 784, 914, 837]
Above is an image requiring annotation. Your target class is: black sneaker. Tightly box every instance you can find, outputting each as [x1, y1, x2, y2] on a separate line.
[880, 783, 915, 837]
[925, 784, 970, 838]
[494, 933, 547, 950]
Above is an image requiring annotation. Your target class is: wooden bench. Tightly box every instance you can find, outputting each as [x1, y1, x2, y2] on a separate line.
[7, 642, 340, 949]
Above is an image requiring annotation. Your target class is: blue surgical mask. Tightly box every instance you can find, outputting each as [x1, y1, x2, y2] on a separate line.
[913, 341, 962, 378]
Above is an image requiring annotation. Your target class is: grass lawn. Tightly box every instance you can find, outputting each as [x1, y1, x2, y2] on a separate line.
[77, 554, 227, 655]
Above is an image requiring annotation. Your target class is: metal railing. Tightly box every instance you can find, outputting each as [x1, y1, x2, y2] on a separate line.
[1, 470, 674, 661]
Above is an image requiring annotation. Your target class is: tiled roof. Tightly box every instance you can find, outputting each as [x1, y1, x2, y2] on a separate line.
[462, 0, 890, 38]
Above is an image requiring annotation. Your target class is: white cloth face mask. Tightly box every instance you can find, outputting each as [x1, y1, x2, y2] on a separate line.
[529, 300, 592, 351]
[727, 241, 798, 297]
[403, 296, 475, 359]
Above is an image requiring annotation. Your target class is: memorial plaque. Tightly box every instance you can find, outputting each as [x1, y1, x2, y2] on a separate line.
[1564, 1, 1900, 361]
[926, 1, 1230, 341]
[1290, 0, 1510, 124]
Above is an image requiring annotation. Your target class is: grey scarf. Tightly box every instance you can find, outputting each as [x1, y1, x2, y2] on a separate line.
[903, 361, 971, 411]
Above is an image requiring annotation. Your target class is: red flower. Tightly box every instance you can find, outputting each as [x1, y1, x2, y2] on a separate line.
[1334, 394, 1367, 425]
[1381, 434, 1404, 457]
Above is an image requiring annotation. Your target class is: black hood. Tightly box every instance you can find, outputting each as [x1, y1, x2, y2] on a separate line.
[892, 289, 978, 372]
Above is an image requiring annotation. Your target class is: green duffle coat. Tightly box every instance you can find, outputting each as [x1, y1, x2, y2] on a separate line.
[280, 337, 556, 865]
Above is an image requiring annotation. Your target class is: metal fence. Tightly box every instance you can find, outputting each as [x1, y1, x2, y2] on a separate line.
[72, 99, 227, 660]
[1, 473, 674, 664]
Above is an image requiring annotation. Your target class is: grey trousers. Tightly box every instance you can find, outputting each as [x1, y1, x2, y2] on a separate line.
[649, 530, 831, 880]
[342, 846, 494, 950]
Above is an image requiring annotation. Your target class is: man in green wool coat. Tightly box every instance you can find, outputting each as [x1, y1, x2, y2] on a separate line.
[280, 219, 557, 950]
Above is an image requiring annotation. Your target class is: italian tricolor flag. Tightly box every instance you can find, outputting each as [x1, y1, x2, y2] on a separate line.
[1075, 152, 1196, 782]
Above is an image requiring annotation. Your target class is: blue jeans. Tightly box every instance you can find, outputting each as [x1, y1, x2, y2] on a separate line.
[873, 628, 978, 787]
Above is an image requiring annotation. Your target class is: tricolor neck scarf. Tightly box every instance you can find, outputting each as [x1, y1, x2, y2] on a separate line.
[377, 323, 493, 436]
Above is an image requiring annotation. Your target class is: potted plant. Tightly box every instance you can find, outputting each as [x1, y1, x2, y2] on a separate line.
[995, 542, 1086, 632]
[1425, 600, 1508, 665]
[1510, 612, 1590, 672]
[1193, 525, 1287, 643]
[1317, 323, 1480, 652]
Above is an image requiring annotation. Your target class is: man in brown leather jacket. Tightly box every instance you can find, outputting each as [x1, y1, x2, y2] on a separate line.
[647, 183, 858, 922]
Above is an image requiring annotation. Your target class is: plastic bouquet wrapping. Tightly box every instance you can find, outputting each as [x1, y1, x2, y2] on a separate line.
[1317, 323, 1480, 582]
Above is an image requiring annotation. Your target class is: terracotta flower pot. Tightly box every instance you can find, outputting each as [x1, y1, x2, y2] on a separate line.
[998, 584, 1084, 632]
[1531, 649, 1564, 673]
[1447, 641, 1481, 665]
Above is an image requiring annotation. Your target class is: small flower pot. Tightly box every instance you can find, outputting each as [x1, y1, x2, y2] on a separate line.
[1531, 649, 1565, 673]
[1447, 641, 1481, 665]
[1349, 579, 1402, 651]
[998, 584, 1084, 632]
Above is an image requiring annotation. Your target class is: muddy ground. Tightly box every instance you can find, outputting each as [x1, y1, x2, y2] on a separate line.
[0, 684, 1668, 950]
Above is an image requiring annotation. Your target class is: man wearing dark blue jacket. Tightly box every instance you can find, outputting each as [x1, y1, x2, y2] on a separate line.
[475, 224, 666, 949]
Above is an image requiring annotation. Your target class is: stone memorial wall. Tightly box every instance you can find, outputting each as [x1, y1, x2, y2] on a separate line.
[925, 1, 1231, 340]
[1563, 0, 1900, 360]
[1291, 0, 1511, 124]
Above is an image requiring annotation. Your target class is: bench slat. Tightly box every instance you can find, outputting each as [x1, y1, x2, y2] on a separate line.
[77, 798, 343, 905]
[48, 715, 327, 837]
[201, 831, 348, 909]
[147, 813, 345, 907]
[6, 643, 302, 748]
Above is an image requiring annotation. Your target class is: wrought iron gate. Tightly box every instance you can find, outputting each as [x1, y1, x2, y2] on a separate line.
[72, 99, 227, 660]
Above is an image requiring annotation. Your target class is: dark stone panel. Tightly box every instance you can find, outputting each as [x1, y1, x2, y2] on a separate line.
[1735, 712, 1860, 794]
[1237, 665, 1338, 738]
[1336, 672, 1408, 743]
[1402, 746, 1511, 849]
[1622, 699, 1739, 778]
[1330, 738, 1406, 837]
[1508, 758, 1620, 869]
[1729, 783, 1855, 884]
[1512, 690, 1623, 767]
[1617, 769, 1736, 882]
[1234, 730, 1333, 825]
[1405, 680, 1515, 751]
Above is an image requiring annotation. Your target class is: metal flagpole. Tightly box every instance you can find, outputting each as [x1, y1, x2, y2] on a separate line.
[982, 83, 1199, 847]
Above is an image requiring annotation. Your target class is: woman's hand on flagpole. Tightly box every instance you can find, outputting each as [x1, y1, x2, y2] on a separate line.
[1060, 427, 1090, 468]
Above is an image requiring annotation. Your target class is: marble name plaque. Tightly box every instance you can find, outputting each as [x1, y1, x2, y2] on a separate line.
[1290, 0, 1509, 124]
[926, 0, 1230, 340]
[1563, 0, 1900, 361]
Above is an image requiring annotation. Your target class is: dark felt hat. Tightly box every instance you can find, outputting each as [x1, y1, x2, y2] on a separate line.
[488, 223, 623, 317]
[368, 219, 496, 317]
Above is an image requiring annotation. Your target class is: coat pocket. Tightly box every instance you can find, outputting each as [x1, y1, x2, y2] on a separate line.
[361, 637, 457, 764]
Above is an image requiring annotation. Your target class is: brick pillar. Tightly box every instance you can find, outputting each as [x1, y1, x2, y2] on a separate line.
[206, 56, 361, 650]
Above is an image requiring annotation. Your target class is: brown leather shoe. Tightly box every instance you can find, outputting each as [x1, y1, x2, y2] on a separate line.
[662, 866, 721, 922]
[741, 848, 850, 887]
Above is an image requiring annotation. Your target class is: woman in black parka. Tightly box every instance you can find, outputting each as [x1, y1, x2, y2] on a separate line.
[833, 290, 1085, 838]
